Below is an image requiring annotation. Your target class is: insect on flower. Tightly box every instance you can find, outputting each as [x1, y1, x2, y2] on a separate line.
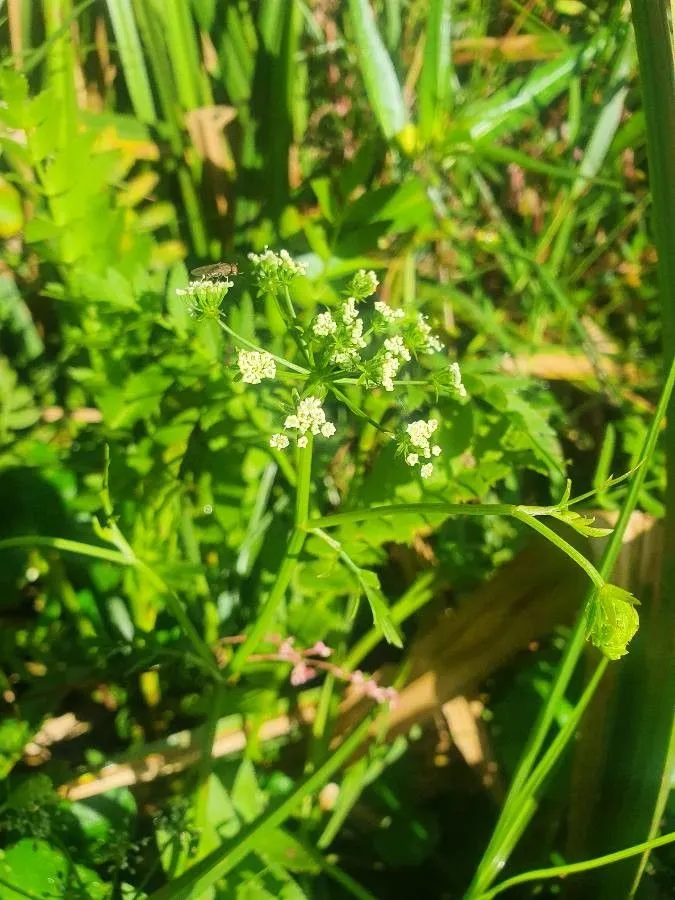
[191, 262, 239, 279]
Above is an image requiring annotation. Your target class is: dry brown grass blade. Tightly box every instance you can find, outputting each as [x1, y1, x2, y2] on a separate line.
[452, 35, 561, 64]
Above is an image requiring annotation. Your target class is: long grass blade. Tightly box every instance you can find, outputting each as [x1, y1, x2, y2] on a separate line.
[578, 2, 675, 894]
[348, 0, 408, 140]
[105, 0, 157, 123]
[418, 0, 452, 143]
[146, 714, 376, 899]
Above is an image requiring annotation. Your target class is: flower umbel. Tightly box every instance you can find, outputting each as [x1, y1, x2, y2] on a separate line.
[348, 268, 379, 300]
[401, 418, 442, 477]
[273, 395, 337, 449]
[176, 278, 233, 320]
[237, 350, 276, 384]
[248, 247, 306, 293]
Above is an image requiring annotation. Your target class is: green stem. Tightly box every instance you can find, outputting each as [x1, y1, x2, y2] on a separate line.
[146, 713, 376, 900]
[465, 354, 675, 896]
[311, 503, 604, 587]
[216, 318, 309, 375]
[512, 509, 604, 588]
[478, 830, 675, 900]
[0, 535, 132, 566]
[230, 440, 314, 672]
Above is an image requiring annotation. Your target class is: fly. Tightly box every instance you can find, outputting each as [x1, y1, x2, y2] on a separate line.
[190, 262, 239, 279]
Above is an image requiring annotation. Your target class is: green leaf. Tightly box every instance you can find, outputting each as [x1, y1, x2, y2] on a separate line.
[347, 0, 408, 139]
[418, 0, 452, 142]
[452, 32, 606, 143]
[585, 583, 640, 660]
[0, 839, 68, 899]
[357, 569, 403, 648]
[105, 0, 157, 123]
[0, 176, 23, 238]
[549, 508, 613, 538]
[232, 760, 267, 824]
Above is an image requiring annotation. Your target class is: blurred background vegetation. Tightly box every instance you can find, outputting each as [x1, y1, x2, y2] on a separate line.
[0, 0, 673, 897]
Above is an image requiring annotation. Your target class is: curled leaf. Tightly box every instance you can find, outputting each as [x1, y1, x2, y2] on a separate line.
[585, 583, 640, 660]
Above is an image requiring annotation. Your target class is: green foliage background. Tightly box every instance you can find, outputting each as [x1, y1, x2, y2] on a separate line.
[0, 1, 673, 898]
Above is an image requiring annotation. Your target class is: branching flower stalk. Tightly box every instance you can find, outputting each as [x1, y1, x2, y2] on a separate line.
[174, 250, 642, 677]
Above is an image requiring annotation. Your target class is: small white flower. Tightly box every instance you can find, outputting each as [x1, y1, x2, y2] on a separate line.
[381, 354, 401, 391]
[283, 396, 336, 440]
[404, 418, 442, 466]
[313, 311, 337, 336]
[349, 317, 367, 348]
[270, 433, 289, 449]
[238, 350, 276, 384]
[384, 335, 411, 361]
[417, 314, 443, 354]
[176, 278, 232, 319]
[405, 453, 419, 466]
[248, 246, 306, 289]
[332, 347, 360, 366]
[342, 297, 359, 325]
[449, 361, 468, 398]
[374, 300, 404, 320]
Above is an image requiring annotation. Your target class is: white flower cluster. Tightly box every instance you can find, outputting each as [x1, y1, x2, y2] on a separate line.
[237, 350, 276, 384]
[374, 300, 405, 321]
[417, 313, 443, 353]
[404, 418, 441, 478]
[270, 396, 336, 451]
[176, 278, 233, 320]
[327, 296, 368, 366]
[313, 311, 337, 337]
[381, 335, 411, 391]
[449, 361, 468, 398]
[248, 246, 306, 291]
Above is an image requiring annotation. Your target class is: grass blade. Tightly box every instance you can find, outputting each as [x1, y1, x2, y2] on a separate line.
[454, 31, 607, 143]
[146, 714, 375, 899]
[418, 0, 452, 143]
[105, 0, 157, 123]
[575, 2, 675, 895]
[348, 0, 408, 140]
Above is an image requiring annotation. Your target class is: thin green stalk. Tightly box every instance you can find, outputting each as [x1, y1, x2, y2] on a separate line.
[512, 509, 604, 588]
[230, 440, 314, 672]
[465, 354, 675, 896]
[312, 503, 604, 588]
[216, 318, 309, 374]
[0, 535, 133, 566]
[146, 713, 376, 899]
[478, 830, 675, 900]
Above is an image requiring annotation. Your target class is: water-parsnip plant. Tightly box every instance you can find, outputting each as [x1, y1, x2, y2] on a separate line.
[174, 250, 641, 681]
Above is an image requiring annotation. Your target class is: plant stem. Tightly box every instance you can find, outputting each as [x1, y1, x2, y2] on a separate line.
[146, 713, 376, 900]
[216, 318, 309, 374]
[312, 503, 604, 587]
[465, 354, 675, 896]
[511, 509, 604, 588]
[230, 439, 314, 672]
[477, 830, 675, 899]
